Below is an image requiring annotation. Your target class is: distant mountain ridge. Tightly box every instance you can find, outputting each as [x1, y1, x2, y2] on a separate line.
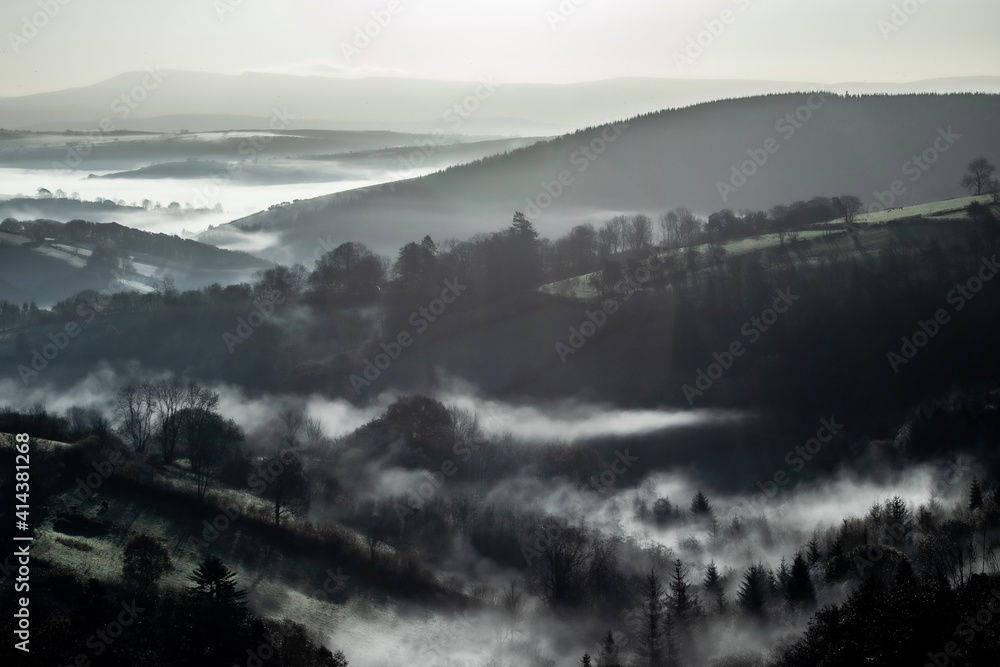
[2, 71, 1000, 136]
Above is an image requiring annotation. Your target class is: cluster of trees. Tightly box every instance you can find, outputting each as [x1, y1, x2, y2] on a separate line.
[114, 380, 313, 519]
[309, 393, 1000, 664]
[568, 480, 1000, 667]
[4, 388, 1000, 665]
[0, 533, 348, 667]
[0, 299, 39, 331]
[27, 187, 220, 213]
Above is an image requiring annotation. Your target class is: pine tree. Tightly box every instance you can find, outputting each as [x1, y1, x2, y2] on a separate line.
[690, 490, 713, 516]
[702, 562, 727, 614]
[969, 477, 983, 512]
[807, 536, 822, 568]
[187, 556, 248, 610]
[777, 557, 791, 598]
[420, 235, 437, 255]
[638, 569, 666, 667]
[786, 552, 817, 608]
[186, 556, 249, 662]
[598, 630, 623, 667]
[580, 653, 593, 667]
[669, 559, 698, 626]
[709, 515, 721, 541]
[736, 563, 769, 619]
[825, 536, 848, 582]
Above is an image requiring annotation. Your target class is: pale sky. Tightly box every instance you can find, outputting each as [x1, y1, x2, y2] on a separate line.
[1, 0, 998, 96]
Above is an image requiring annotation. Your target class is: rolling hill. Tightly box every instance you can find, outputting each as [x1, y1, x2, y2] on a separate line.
[199, 93, 1000, 264]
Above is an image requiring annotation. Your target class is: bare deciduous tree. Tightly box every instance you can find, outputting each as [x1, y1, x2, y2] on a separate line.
[962, 157, 997, 196]
[624, 214, 653, 253]
[115, 381, 156, 453]
[152, 377, 186, 463]
[257, 452, 311, 528]
[833, 195, 864, 227]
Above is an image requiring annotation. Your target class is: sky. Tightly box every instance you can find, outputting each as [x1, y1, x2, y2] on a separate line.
[1, 0, 998, 96]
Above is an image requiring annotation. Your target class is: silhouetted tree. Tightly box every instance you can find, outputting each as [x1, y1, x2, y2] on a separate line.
[186, 556, 248, 662]
[786, 552, 816, 609]
[703, 562, 726, 614]
[122, 532, 173, 589]
[153, 377, 187, 463]
[115, 381, 157, 454]
[690, 490, 713, 517]
[969, 477, 983, 512]
[257, 452, 311, 527]
[597, 630, 623, 667]
[737, 563, 770, 619]
[962, 157, 996, 195]
[833, 195, 864, 226]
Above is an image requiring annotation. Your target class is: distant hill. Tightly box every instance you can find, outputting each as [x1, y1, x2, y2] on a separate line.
[199, 93, 1000, 263]
[0, 218, 271, 307]
[3, 70, 999, 136]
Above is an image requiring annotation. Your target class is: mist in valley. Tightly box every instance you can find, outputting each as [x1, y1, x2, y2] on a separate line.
[2, 2, 1000, 666]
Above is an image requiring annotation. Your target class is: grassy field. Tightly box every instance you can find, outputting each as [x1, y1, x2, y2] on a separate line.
[541, 194, 993, 300]
[22, 443, 474, 665]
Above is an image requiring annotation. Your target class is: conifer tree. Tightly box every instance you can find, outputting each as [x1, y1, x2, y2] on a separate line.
[969, 477, 983, 512]
[702, 562, 727, 614]
[786, 552, 817, 608]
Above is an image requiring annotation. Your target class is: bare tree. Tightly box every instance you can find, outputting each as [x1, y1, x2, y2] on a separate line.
[302, 417, 328, 452]
[666, 208, 701, 246]
[258, 452, 311, 528]
[597, 218, 624, 258]
[115, 381, 156, 453]
[498, 580, 524, 645]
[833, 195, 864, 227]
[185, 409, 241, 502]
[624, 214, 654, 253]
[657, 212, 673, 248]
[962, 157, 997, 196]
[278, 405, 306, 449]
[152, 377, 186, 463]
